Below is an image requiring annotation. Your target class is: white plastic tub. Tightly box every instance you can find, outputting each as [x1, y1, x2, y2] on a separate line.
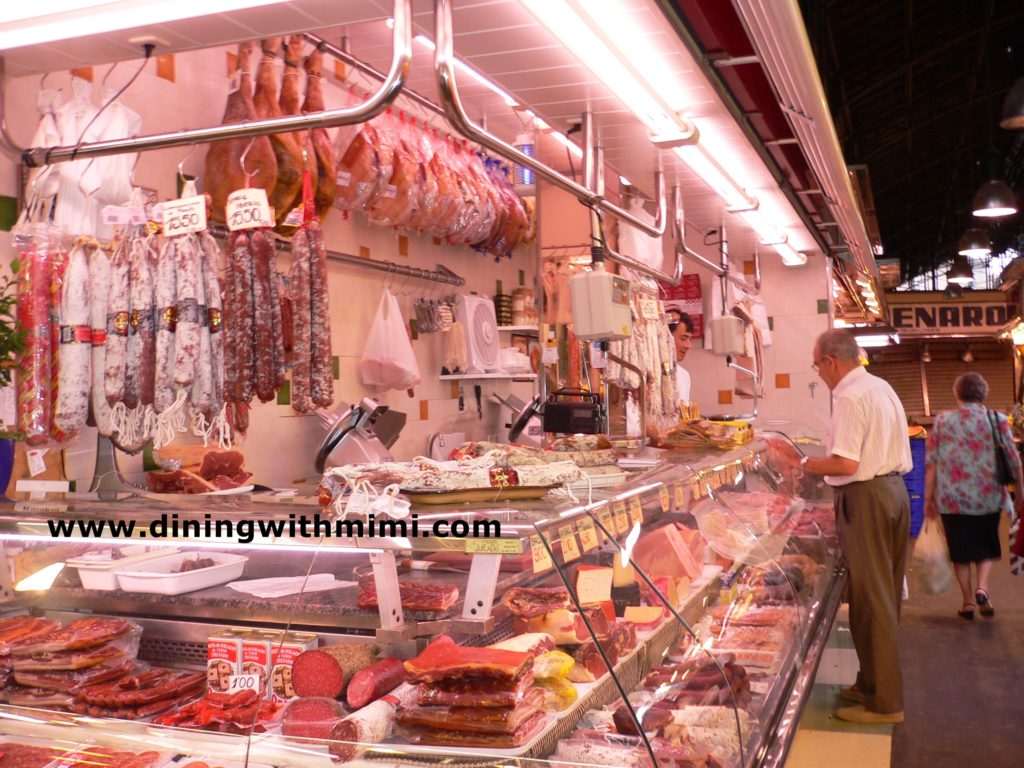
[67, 547, 180, 591]
[114, 552, 248, 595]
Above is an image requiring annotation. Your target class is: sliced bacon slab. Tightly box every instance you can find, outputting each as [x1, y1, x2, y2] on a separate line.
[399, 686, 544, 735]
[13, 657, 138, 691]
[403, 636, 532, 683]
[10, 618, 132, 656]
[399, 710, 546, 748]
[77, 668, 205, 707]
[11, 643, 128, 671]
[0, 617, 61, 655]
[416, 669, 531, 708]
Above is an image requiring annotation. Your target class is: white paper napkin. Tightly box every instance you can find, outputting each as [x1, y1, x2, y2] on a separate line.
[226, 573, 356, 598]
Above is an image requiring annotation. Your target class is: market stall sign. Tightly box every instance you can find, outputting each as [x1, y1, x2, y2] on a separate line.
[465, 538, 522, 555]
[890, 302, 1012, 336]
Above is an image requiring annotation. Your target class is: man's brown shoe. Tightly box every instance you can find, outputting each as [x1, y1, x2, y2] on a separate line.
[836, 704, 903, 724]
[839, 685, 866, 704]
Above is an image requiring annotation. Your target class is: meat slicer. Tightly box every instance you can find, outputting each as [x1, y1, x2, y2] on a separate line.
[315, 398, 406, 472]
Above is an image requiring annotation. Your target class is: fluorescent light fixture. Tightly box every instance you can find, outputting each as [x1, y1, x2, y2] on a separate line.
[520, 0, 686, 137]
[0, 1, 289, 50]
[549, 128, 584, 159]
[15, 562, 64, 591]
[857, 334, 896, 348]
[674, 144, 753, 210]
[520, 0, 808, 266]
[620, 176, 632, 187]
[415, 34, 519, 108]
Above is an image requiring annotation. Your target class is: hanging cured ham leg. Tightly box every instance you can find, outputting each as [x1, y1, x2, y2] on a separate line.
[279, 35, 318, 232]
[303, 45, 337, 218]
[204, 42, 276, 222]
[254, 37, 303, 226]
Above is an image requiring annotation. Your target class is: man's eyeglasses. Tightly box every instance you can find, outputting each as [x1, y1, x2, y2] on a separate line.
[811, 356, 830, 372]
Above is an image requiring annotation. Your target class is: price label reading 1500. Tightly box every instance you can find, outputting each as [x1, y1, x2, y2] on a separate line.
[162, 195, 207, 236]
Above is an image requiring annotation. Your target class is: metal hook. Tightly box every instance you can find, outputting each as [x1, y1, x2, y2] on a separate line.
[178, 144, 198, 183]
[239, 136, 257, 180]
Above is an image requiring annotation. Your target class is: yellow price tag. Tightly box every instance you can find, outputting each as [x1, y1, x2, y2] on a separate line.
[577, 518, 599, 552]
[658, 486, 670, 513]
[559, 525, 581, 562]
[597, 508, 615, 541]
[630, 496, 644, 525]
[674, 483, 685, 508]
[690, 479, 701, 500]
[530, 535, 553, 573]
[613, 501, 629, 535]
[465, 538, 522, 555]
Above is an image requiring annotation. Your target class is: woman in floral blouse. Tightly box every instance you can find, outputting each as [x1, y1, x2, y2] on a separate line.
[925, 372, 1023, 619]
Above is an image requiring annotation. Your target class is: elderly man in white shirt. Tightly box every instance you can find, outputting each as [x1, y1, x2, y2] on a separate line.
[779, 329, 912, 724]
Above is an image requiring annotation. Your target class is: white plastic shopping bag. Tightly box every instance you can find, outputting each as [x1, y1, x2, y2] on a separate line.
[359, 288, 421, 392]
[912, 519, 954, 596]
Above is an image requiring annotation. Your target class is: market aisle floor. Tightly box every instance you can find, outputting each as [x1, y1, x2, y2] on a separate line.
[789, 520, 1024, 768]
[891, 520, 1024, 768]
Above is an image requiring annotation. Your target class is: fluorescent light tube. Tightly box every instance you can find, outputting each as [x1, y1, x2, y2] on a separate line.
[0, 0, 288, 50]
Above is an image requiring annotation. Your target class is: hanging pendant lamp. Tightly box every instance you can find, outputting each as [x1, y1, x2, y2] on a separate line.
[1001, 77, 1024, 130]
[972, 179, 1018, 218]
[957, 227, 991, 256]
[946, 255, 974, 286]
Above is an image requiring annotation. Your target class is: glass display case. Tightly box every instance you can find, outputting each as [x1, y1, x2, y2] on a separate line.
[0, 438, 842, 768]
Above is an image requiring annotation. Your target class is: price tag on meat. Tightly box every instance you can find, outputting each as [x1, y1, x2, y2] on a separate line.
[597, 508, 615, 541]
[465, 538, 522, 555]
[226, 188, 274, 231]
[228, 673, 262, 693]
[162, 195, 207, 236]
[630, 496, 644, 524]
[659, 486, 671, 513]
[690, 479, 702, 500]
[558, 525, 581, 562]
[674, 483, 686, 508]
[530, 535, 553, 573]
[577, 518, 599, 552]
[613, 501, 629, 535]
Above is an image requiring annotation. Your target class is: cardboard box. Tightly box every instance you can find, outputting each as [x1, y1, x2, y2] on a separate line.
[207, 629, 245, 694]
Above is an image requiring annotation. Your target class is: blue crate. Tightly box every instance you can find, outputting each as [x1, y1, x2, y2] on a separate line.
[904, 438, 927, 537]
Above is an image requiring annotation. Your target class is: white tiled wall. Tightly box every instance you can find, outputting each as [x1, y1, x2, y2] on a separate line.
[681, 237, 832, 442]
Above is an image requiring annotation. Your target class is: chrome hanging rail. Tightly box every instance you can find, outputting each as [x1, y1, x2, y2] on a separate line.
[433, 0, 675, 243]
[582, 111, 684, 285]
[15, 0, 412, 168]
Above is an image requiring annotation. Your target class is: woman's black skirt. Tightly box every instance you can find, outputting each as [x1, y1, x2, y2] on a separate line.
[940, 512, 1001, 564]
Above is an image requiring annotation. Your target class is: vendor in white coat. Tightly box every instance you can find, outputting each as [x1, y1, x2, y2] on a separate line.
[667, 311, 693, 403]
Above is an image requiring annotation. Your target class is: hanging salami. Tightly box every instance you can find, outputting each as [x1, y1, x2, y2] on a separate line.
[287, 226, 313, 414]
[52, 239, 93, 439]
[88, 245, 115, 437]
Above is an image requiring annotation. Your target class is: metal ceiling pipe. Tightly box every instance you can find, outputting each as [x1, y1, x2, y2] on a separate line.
[435, 0, 666, 238]
[18, 0, 412, 168]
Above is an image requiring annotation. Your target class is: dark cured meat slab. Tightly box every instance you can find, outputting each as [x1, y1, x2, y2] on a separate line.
[403, 636, 532, 683]
[358, 580, 459, 612]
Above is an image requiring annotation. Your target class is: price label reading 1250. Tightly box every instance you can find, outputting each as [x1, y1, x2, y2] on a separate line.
[227, 673, 261, 693]
[226, 188, 274, 231]
[162, 195, 207, 236]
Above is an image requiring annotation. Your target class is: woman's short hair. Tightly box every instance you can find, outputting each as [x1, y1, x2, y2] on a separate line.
[954, 372, 988, 403]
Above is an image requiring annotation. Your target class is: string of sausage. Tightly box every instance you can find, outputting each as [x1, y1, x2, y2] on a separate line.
[52, 240, 93, 440]
[88, 246, 114, 437]
[308, 220, 333, 409]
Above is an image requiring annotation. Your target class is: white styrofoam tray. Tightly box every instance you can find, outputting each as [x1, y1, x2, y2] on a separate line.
[114, 552, 248, 595]
[67, 547, 180, 591]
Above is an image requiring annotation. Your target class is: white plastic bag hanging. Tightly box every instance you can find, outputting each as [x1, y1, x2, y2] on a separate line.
[359, 288, 421, 393]
[912, 519, 954, 595]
